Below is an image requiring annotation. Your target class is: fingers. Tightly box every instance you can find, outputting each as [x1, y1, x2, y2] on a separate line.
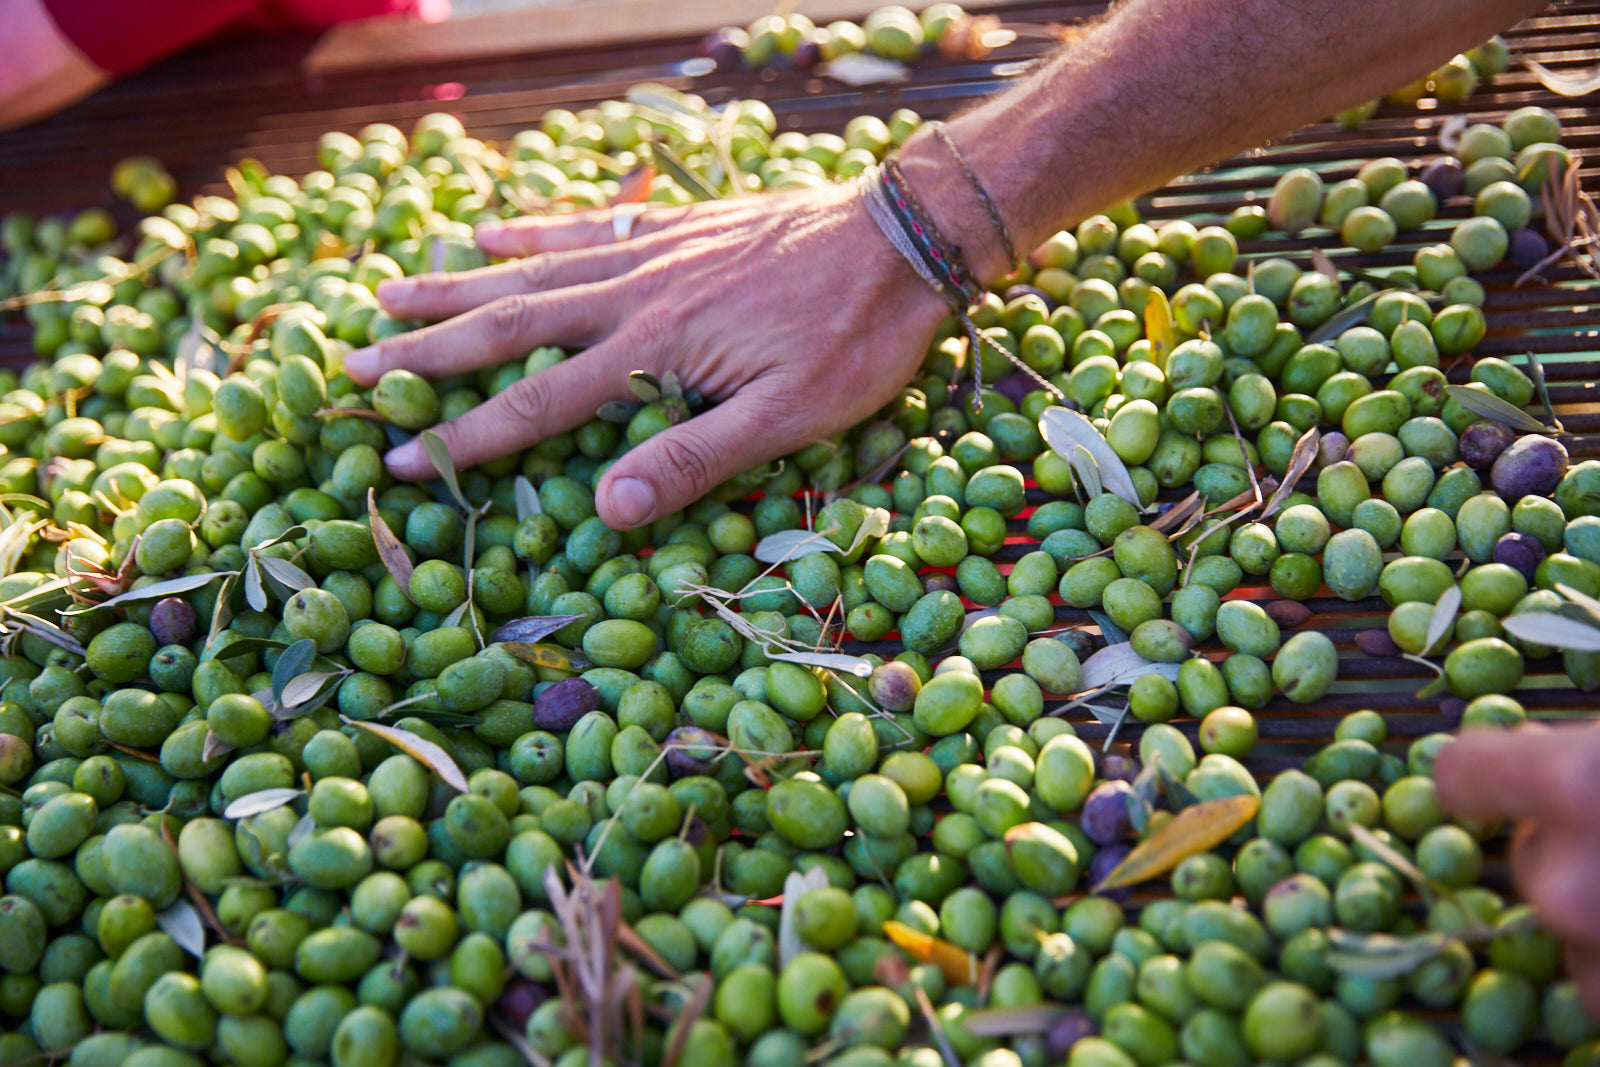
[344, 282, 621, 385]
[374, 244, 648, 322]
[593, 391, 788, 530]
[381, 346, 624, 480]
[476, 203, 697, 258]
[1433, 724, 1570, 821]
[1508, 818, 1600, 954]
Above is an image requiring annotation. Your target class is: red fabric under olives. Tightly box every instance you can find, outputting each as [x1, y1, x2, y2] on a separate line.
[41, 0, 446, 78]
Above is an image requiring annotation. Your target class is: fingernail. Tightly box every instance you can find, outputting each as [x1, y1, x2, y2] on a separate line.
[375, 277, 412, 300]
[608, 477, 655, 528]
[386, 438, 422, 471]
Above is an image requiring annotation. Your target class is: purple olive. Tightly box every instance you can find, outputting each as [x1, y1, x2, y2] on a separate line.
[664, 725, 721, 778]
[1099, 754, 1142, 784]
[699, 26, 749, 69]
[532, 677, 600, 731]
[1490, 434, 1569, 502]
[1088, 843, 1133, 901]
[1458, 419, 1516, 471]
[1081, 780, 1135, 845]
[1419, 157, 1465, 201]
[1507, 227, 1549, 269]
[923, 572, 959, 595]
[1493, 531, 1547, 581]
[868, 661, 921, 712]
[791, 36, 821, 68]
[1315, 432, 1349, 469]
[1355, 629, 1401, 658]
[1056, 629, 1097, 663]
[1439, 695, 1467, 727]
[1003, 284, 1056, 310]
[994, 373, 1035, 406]
[149, 597, 197, 646]
[496, 980, 548, 1031]
[1046, 1012, 1099, 1060]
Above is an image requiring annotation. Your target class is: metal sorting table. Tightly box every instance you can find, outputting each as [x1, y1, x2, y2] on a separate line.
[0, 0, 1598, 888]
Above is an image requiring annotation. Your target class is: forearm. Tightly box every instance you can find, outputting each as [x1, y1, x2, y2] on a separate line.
[899, 0, 1548, 283]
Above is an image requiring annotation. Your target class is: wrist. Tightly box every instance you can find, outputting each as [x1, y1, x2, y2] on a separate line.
[892, 124, 1018, 289]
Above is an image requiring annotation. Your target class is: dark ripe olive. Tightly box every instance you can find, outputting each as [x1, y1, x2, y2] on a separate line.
[1263, 600, 1313, 629]
[1490, 435, 1569, 502]
[1419, 158, 1465, 201]
[1355, 629, 1401, 657]
[1459, 420, 1516, 471]
[1493, 532, 1546, 581]
[664, 725, 720, 778]
[1003, 284, 1056, 310]
[994, 373, 1035, 406]
[791, 36, 821, 68]
[148, 597, 197, 647]
[1046, 1012, 1099, 1060]
[700, 26, 750, 69]
[531, 678, 600, 731]
[496, 978, 549, 1031]
[1081, 780, 1134, 845]
[1507, 227, 1549, 269]
[923, 572, 959, 595]
[1316, 432, 1350, 469]
[1087, 843, 1133, 901]
[1099, 754, 1141, 784]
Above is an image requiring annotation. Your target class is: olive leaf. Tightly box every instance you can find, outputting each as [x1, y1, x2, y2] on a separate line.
[1144, 287, 1175, 369]
[1348, 822, 1444, 906]
[248, 525, 308, 553]
[1556, 582, 1600, 627]
[503, 642, 589, 672]
[1443, 384, 1552, 435]
[753, 528, 844, 564]
[155, 899, 207, 958]
[1425, 584, 1462, 658]
[1520, 350, 1565, 432]
[222, 787, 302, 820]
[628, 371, 662, 403]
[597, 400, 644, 424]
[659, 370, 684, 400]
[1093, 794, 1260, 891]
[285, 812, 315, 849]
[207, 571, 239, 647]
[1127, 759, 1163, 834]
[1079, 642, 1181, 690]
[368, 488, 415, 599]
[1306, 290, 1382, 344]
[817, 52, 912, 86]
[1148, 492, 1204, 537]
[491, 615, 586, 644]
[1040, 407, 1142, 509]
[419, 430, 470, 510]
[276, 671, 348, 720]
[257, 555, 314, 599]
[1263, 426, 1321, 519]
[271, 639, 318, 704]
[1155, 757, 1199, 811]
[1310, 248, 1340, 281]
[202, 730, 235, 762]
[1087, 608, 1129, 645]
[1500, 612, 1600, 652]
[963, 1005, 1074, 1037]
[70, 569, 235, 613]
[648, 141, 721, 201]
[514, 476, 542, 521]
[1070, 443, 1102, 502]
[766, 649, 873, 677]
[342, 716, 468, 792]
[243, 556, 268, 612]
[1522, 55, 1600, 96]
[777, 866, 832, 968]
[1324, 929, 1455, 979]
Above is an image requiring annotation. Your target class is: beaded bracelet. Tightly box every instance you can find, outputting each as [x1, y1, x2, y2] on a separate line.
[859, 162, 1063, 409]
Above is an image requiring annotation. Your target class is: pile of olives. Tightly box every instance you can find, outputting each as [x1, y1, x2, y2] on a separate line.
[0, 78, 1596, 1067]
[701, 3, 972, 72]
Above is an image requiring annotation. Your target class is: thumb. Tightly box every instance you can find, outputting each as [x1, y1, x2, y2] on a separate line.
[595, 394, 785, 530]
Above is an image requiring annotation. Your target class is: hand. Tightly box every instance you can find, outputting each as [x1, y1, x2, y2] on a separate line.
[342, 183, 950, 529]
[1435, 722, 1600, 1015]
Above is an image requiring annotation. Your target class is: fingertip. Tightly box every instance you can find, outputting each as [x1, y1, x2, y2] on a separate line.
[383, 437, 429, 480]
[374, 276, 415, 309]
[343, 346, 380, 385]
[598, 475, 657, 530]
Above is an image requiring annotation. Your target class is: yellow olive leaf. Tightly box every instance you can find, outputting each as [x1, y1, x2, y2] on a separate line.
[1093, 794, 1260, 892]
[883, 920, 980, 986]
[1144, 286, 1175, 370]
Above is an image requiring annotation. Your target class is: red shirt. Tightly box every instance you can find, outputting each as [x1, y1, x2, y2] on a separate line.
[43, 0, 449, 77]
